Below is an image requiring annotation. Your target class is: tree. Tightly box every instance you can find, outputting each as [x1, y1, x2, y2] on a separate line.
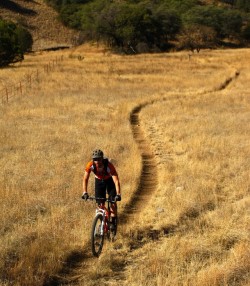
[242, 23, 250, 41]
[183, 5, 243, 39]
[78, 1, 181, 53]
[0, 18, 33, 67]
[177, 25, 217, 52]
[16, 25, 33, 53]
[235, 0, 250, 12]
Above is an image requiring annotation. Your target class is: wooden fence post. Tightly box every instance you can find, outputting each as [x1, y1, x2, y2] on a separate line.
[20, 82, 22, 96]
[6, 88, 8, 103]
[29, 74, 32, 86]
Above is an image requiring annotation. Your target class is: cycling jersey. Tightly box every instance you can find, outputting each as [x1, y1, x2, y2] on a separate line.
[85, 160, 118, 180]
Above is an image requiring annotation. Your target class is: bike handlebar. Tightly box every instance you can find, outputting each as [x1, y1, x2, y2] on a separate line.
[87, 196, 117, 203]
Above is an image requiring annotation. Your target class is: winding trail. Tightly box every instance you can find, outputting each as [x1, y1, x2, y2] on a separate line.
[121, 104, 158, 223]
[122, 67, 240, 223]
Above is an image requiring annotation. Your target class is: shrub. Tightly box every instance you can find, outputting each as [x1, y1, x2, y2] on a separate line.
[242, 22, 250, 40]
[235, 0, 250, 12]
[0, 18, 33, 67]
[177, 25, 217, 52]
[183, 5, 243, 39]
[77, 1, 181, 53]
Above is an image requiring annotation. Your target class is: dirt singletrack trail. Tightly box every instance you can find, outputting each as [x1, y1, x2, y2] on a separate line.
[122, 104, 159, 221]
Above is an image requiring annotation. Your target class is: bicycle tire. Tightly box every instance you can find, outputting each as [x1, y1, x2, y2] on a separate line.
[109, 216, 118, 241]
[91, 214, 104, 257]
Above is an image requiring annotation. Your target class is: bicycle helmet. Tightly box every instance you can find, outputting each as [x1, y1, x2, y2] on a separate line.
[92, 149, 104, 159]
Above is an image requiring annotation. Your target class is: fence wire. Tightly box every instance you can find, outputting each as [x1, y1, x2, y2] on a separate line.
[1, 55, 63, 105]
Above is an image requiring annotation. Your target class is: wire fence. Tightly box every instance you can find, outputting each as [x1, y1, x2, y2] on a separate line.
[0, 55, 64, 105]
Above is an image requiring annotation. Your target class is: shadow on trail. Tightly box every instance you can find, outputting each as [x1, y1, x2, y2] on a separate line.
[43, 249, 89, 286]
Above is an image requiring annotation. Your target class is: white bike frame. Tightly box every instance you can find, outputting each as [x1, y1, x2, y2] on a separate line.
[96, 208, 106, 236]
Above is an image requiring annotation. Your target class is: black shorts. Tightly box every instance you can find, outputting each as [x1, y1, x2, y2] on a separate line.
[95, 177, 116, 202]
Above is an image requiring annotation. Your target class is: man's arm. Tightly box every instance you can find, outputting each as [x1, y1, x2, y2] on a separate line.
[112, 175, 121, 196]
[83, 171, 90, 194]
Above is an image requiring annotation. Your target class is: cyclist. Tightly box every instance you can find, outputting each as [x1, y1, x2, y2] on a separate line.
[82, 149, 121, 231]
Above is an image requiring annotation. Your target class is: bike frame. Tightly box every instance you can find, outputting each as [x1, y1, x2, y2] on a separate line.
[86, 196, 117, 257]
[90, 197, 115, 234]
[95, 203, 110, 235]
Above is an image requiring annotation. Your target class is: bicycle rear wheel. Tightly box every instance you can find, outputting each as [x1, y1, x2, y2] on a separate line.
[91, 214, 104, 257]
[109, 216, 118, 241]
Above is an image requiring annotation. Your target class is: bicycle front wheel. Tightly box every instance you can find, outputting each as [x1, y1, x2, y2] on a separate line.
[91, 214, 104, 257]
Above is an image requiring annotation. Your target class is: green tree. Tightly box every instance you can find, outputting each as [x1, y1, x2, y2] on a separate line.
[16, 25, 33, 53]
[183, 5, 243, 39]
[46, 0, 249, 52]
[78, 1, 181, 53]
[60, 4, 83, 29]
[142, 3, 181, 49]
[242, 23, 250, 41]
[45, 0, 91, 10]
[235, 0, 250, 12]
[177, 25, 217, 52]
[0, 18, 32, 67]
[160, 0, 199, 15]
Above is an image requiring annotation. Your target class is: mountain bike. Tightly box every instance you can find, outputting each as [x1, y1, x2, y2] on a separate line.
[86, 196, 118, 257]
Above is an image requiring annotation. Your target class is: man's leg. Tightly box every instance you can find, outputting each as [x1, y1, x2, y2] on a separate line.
[95, 178, 106, 205]
[107, 178, 118, 232]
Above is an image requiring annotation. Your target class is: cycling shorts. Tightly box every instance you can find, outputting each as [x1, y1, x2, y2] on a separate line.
[95, 177, 116, 203]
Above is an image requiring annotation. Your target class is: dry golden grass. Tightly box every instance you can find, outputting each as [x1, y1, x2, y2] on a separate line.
[0, 44, 249, 286]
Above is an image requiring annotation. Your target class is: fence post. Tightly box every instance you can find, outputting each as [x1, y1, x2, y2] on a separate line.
[6, 88, 8, 103]
[20, 82, 22, 96]
[29, 74, 32, 86]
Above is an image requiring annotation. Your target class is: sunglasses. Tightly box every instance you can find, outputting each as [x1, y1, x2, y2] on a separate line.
[93, 158, 102, 161]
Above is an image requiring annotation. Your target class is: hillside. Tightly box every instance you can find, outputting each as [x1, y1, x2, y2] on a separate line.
[0, 44, 249, 285]
[1, 0, 249, 54]
[0, 0, 80, 51]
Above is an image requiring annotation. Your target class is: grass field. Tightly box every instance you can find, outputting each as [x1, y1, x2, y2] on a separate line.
[0, 45, 249, 286]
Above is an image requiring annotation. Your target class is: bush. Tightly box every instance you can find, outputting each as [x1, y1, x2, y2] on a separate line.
[77, 1, 181, 53]
[59, 4, 83, 29]
[47, 0, 250, 52]
[159, 0, 199, 15]
[177, 25, 217, 52]
[183, 5, 243, 39]
[235, 0, 250, 12]
[242, 22, 250, 40]
[0, 18, 33, 67]
[16, 25, 33, 53]
[45, 0, 91, 10]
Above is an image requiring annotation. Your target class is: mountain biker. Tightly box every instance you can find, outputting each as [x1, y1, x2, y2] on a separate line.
[82, 149, 121, 230]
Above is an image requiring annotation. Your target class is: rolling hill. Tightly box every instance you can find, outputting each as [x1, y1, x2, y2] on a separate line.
[0, 0, 80, 51]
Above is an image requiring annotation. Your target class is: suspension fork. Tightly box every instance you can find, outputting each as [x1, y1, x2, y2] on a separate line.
[95, 208, 104, 234]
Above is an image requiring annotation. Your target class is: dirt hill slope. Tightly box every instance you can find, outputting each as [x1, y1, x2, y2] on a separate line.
[0, 0, 80, 51]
